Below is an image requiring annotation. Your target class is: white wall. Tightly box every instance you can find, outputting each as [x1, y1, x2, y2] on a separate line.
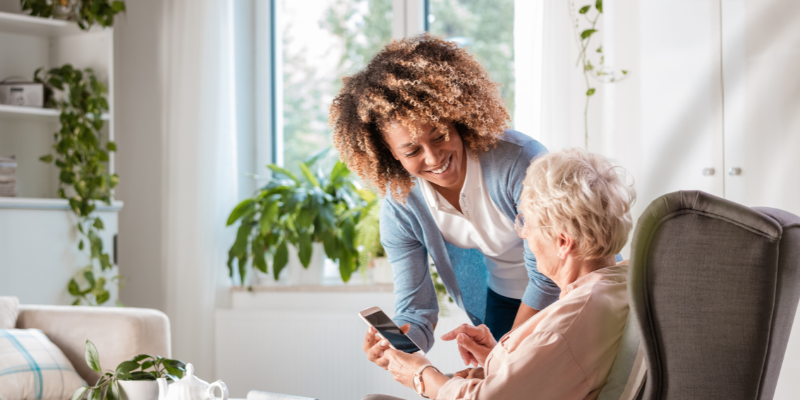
[113, 0, 168, 312]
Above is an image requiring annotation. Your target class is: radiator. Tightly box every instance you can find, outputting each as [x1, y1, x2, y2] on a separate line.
[215, 289, 472, 400]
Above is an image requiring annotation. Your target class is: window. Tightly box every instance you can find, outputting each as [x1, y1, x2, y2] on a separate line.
[272, 0, 516, 169]
[427, 0, 516, 123]
[278, 0, 393, 173]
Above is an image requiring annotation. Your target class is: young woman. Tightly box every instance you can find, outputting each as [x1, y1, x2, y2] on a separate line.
[330, 34, 558, 358]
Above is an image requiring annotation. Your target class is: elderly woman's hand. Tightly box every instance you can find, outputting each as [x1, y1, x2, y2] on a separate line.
[453, 367, 485, 380]
[383, 349, 432, 389]
[441, 324, 497, 367]
[362, 324, 410, 369]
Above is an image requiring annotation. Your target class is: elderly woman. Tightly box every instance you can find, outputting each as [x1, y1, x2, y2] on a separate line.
[365, 148, 636, 399]
[332, 33, 557, 355]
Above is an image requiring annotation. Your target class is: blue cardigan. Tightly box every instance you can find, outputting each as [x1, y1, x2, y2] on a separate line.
[379, 130, 560, 352]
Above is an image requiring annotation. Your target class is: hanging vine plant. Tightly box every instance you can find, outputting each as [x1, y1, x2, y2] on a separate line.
[21, 0, 126, 30]
[570, 0, 629, 149]
[36, 64, 119, 306]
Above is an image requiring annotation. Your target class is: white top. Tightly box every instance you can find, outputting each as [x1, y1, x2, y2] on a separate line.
[419, 153, 528, 299]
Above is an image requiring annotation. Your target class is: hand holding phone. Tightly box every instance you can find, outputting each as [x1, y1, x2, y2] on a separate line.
[359, 306, 424, 354]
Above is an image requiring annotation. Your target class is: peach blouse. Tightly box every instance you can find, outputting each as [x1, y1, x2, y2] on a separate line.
[437, 262, 630, 400]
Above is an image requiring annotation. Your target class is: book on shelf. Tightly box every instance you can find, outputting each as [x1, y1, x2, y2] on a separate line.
[0, 156, 17, 197]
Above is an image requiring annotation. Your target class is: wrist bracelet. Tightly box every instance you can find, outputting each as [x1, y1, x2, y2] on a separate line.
[413, 364, 441, 398]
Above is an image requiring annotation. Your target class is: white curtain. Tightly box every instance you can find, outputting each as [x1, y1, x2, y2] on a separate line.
[514, 0, 622, 154]
[160, 0, 238, 378]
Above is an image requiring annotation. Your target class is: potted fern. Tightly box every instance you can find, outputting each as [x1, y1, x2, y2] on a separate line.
[226, 149, 369, 285]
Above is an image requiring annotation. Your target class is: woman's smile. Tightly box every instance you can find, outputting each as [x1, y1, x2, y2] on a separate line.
[382, 121, 466, 193]
[427, 154, 452, 175]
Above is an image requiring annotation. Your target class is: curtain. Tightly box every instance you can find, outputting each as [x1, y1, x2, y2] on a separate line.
[513, 0, 624, 154]
[160, 0, 238, 378]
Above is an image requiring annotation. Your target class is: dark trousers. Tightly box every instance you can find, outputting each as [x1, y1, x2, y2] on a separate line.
[484, 288, 523, 341]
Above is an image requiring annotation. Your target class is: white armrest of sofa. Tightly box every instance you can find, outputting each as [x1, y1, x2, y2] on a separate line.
[15, 305, 171, 384]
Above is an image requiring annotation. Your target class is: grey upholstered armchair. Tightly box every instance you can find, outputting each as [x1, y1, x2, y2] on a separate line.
[629, 190, 800, 399]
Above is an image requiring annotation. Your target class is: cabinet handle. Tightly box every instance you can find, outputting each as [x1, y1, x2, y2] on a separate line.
[703, 168, 715, 176]
[728, 167, 742, 176]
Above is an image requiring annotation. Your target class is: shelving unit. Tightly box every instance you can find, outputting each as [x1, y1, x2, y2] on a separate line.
[0, 10, 121, 306]
[0, 10, 93, 37]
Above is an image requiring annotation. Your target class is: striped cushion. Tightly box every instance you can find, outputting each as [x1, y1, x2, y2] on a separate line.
[0, 329, 85, 400]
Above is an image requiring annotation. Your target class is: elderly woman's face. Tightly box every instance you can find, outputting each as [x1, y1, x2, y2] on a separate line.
[523, 224, 561, 279]
[382, 121, 465, 192]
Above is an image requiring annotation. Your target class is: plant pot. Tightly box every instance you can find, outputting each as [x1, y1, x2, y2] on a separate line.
[372, 257, 393, 284]
[53, 0, 78, 20]
[288, 242, 326, 285]
[118, 380, 159, 400]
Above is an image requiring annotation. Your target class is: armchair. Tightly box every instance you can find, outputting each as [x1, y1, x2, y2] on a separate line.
[629, 190, 800, 399]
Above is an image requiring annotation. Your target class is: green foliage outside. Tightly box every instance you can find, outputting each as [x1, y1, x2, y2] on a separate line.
[281, 0, 393, 175]
[36, 65, 119, 306]
[281, 0, 515, 173]
[428, 0, 515, 123]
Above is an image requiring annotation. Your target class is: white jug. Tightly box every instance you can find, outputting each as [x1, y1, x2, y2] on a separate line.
[157, 364, 228, 400]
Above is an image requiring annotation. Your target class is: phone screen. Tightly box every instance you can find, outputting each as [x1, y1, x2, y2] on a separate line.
[364, 310, 421, 354]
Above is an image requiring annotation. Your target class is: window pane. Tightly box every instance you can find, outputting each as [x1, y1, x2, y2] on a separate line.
[280, 0, 393, 172]
[427, 0, 515, 123]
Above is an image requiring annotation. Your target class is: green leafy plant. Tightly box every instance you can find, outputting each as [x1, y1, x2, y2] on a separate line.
[35, 65, 119, 306]
[570, 0, 629, 148]
[71, 340, 186, 400]
[430, 264, 453, 317]
[354, 192, 384, 273]
[21, 0, 126, 30]
[226, 149, 369, 284]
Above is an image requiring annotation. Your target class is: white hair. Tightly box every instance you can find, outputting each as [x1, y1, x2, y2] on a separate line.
[520, 148, 636, 260]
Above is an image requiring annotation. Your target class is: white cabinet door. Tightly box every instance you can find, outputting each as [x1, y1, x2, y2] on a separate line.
[637, 0, 725, 207]
[720, 1, 800, 398]
[722, 0, 800, 216]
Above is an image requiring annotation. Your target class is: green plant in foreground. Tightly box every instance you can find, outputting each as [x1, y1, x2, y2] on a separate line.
[21, 0, 126, 30]
[226, 149, 369, 284]
[71, 340, 185, 400]
[571, 0, 629, 148]
[36, 65, 119, 306]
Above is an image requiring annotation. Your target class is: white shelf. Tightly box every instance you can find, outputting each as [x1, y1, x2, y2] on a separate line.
[0, 104, 59, 118]
[0, 197, 123, 211]
[0, 104, 110, 121]
[0, 11, 102, 38]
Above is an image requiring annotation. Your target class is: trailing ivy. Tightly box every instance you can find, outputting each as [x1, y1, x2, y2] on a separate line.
[570, 0, 629, 148]
[36, 65, 119, 306]
[21, 0, 126, 31]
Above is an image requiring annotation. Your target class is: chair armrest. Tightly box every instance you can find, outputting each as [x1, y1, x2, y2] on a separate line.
[16, 305, 171, 384]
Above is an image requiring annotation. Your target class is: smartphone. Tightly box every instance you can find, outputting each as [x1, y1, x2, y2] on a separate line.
[359, 306, 424, 354]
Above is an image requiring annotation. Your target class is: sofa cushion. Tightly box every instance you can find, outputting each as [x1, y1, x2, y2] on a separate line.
[0, 329, 85, 400]
[0, 297, 19, 329]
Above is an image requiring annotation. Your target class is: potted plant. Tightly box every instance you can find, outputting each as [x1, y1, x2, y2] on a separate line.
[226, 149, 369, 285]
[71, 340, 185, 400]
[21, 0, 126, 30]
[354, 195, 392, 284]
[35, 65, 119, 306]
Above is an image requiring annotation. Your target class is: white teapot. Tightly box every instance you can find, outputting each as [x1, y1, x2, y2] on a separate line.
[157, 363, 228, 400]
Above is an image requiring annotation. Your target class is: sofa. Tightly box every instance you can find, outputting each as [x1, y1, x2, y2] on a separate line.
[1, 297, 171, 387]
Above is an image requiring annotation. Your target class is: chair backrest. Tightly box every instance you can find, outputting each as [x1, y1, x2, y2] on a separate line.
[629, 191, 800, 399]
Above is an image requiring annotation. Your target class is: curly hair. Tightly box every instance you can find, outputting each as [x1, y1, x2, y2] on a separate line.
[329, 33, 510, 201]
